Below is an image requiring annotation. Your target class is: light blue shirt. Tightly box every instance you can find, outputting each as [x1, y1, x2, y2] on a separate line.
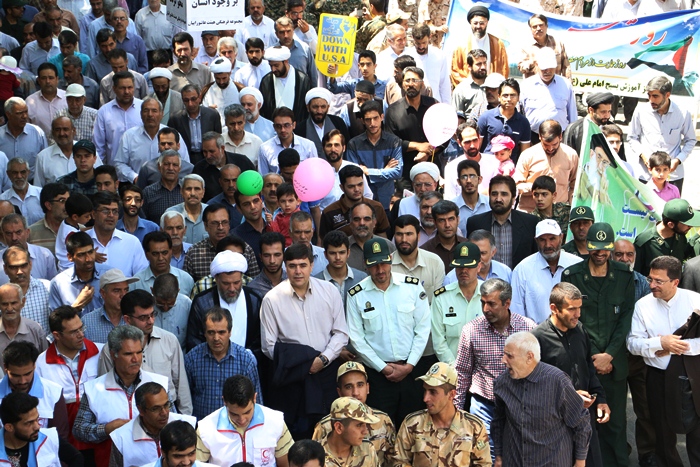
[135, 6, 179, 51]
[165, 203, 208, 245]
[521, 74, 578, 134]
[245, 116, 275, 142]
[154, 293, 191, 350]
[452, 193, 490, 236]
[258, 134, 317, 175]
[0, 243, 57, 284]
[0, 185, 43, 225]
[171, 243, 192, 270]
[443, 259, 512, 285]
[131, 265, 195, 298]
[79, 11, 98, 50]
[19, 39, 60, 75]
[87, 228, 149, 276]
[113, 124, 190, 182]
[510, 251, 582, 323]
[86, 15, 138, 58]
[346, 272, 431, 372]
[48, 263, 109, 315]
[0, 124, 47, 181]
[93, 98, 143, 164]
[82, 306, 127, 343]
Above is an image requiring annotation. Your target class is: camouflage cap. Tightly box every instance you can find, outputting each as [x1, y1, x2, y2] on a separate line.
[569, 205, 595, 223]
[416, 362, 458, 387]
[330, 397, 380, 424]
[337, 361, 368, 381]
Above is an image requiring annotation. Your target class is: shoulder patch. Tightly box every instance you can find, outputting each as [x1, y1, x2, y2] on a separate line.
[405, 276, 419, 285]
[563, 269, 570, 276]
[434, 287, 446, 296]
[349, 284, 363, 296]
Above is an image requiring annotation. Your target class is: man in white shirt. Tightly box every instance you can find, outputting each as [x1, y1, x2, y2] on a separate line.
[286, 0, 318, 52]
[241, 0, 276, 47]
[234, 37, 272, 89]
[223, 104, 263, 167]
[203, 57, 240, 126]
[403, 23, 450, 103]
[628, 255, 700, 466]
[0, 158, 43, 226]
[375, 24, 406, 81]
[240, 87, 275, 142]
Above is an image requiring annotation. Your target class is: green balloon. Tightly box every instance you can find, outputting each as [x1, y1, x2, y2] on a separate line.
[237, 170, 264, 196]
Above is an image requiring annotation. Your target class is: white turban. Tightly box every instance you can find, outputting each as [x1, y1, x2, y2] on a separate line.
[210, 57, 232, 73]
[410, 162, 440, 182]
[305, 87, 333, 106]
[210, 251, 248, 277]
[240, 87, 263, 105]
[264, 46, 291, 62]
[149, 67, 172, 80]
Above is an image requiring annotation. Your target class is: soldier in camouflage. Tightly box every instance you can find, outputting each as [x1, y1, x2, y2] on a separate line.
[310, 0, 364, 28]
[321, 397, 381, 467]
[392, 362, 492, 467]
[354, 0, 387, 52]
[313, 362, 396, 466]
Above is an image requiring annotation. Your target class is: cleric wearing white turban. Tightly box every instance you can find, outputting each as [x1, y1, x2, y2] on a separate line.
[209, 250, 250, 346]
[396, 162, 442, 219]
[263, 45, 291, 62]
[305, 87, 333, 106]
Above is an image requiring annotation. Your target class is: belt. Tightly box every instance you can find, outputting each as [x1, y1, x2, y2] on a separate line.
[386, 360, 407, 365]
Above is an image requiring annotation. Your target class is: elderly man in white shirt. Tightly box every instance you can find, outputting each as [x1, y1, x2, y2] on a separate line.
[202, 57, 240, 126]
[375, 24, 407, 81]
[240, 87, 275, 142]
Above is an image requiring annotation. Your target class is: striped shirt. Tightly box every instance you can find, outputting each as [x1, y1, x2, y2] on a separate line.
[492, 362, 592, 464]
[491, 215, 513, 269]
[21, 278, 51, 336]
[454, 313, 536, 407]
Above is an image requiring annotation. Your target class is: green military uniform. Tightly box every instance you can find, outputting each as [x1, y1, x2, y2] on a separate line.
[355, 15, 387, 51]
[321, 397, 381, 467]
[392, 362, 491, 467]
[563, 239, 588, 259]
[561, 223, 635, 467]
[563, 205, 595, 260]
[634, 198, 700, 275]
[265, 0, 288, 22]
[311, 0, 363, 24]
[430, 242, 483, 364]
[532, 202, 571, 237]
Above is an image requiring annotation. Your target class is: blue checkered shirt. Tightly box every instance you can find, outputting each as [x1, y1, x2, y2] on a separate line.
[82, 307, 127, 344]
[22, 278, 51, 336]
[633, 270, 651, 303]
[184, 341, 262, 420]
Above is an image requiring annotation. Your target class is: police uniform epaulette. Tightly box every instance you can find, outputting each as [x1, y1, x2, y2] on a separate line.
[348, 284, 363, 296]
[405, 276, 420, 285]
[434, 287, 446, 296]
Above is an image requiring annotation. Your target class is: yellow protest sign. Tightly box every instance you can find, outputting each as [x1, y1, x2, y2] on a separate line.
[316, 14, 357, 78]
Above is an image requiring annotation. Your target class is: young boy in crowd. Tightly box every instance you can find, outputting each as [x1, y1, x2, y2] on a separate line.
[530, 175, 570, 234]
[55, 193, 93, 271]
[647, 151, 680, 201]
[269, 183, 301, 247]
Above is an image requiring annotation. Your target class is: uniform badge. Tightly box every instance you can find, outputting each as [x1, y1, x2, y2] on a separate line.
[419, 291, 427, 300]
[656, 237, 665, 245]
[363, 300, 375, 312]
[446, 306, 457, 317]
[460, 245, 468, 256]
[596, 231, 606, 241]
[372, 242, 381, 253]
[575, 207, 586, 215]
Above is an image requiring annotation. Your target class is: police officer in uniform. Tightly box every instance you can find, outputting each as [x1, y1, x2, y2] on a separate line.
[312, 362, 396, 466]
[346, 238, 432, 426]
[431, 242, 483, 364]
[392, 362, 491, 467]
[320, 397, 381, 467]
[562, 222, 635, 467]
[634, 198, 700, 276]
[563, 205, 595, 259]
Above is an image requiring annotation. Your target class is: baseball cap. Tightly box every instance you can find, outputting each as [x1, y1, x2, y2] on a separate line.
[535, 218, 561, 237]
[386, 9, 411, 23]
[482, 73, 505, 89]
[450, 242, 480, 268]
[330, 397, 380, 424]
[364, 239, 392, 266]
[337, 361, 368, 381]
[416, 362, 458, 387]
[65, 83, 86, 98]
[201, 30, 219, 36]
[99, 268, 138, 290]
[569, 206, 595, 223]
[586, 222, 615, 251]
[73, 139, 96, 154]
[662, 199, 700, 227]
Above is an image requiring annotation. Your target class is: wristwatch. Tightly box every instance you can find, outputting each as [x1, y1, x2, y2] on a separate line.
[318, 354, 329, 367]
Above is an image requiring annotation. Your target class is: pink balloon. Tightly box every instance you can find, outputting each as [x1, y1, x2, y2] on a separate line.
[422, 103, 459, 147]
[293, 158, 336, 202]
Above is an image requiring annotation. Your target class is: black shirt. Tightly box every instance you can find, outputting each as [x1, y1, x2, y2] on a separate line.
[192, 151, 256, 202]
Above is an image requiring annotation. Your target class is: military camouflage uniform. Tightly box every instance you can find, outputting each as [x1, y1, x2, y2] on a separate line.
[321, 435, 380, 467]
[265, 0, 289, 22]
[355, 15, 387, 52]
[311, 0, 364, 24]
[391, 409, 491, 467]
[313, 406, 396, 466]
[532, 202, 571, 237]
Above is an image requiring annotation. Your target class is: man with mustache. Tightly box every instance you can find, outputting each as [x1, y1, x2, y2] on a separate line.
[259, 44, 313, 124]
[563, 92, 614, 155]
[295, 88, 350, 159]
[240, 87, 275, 143]
[510, 219, 581, 323]
[562, 222, 635, 467]
[234, 38, 272, 89]
[0, 158, 42, 226]
[167, 32, 212, 92]
[451, 49, 488, 115]
[241, 0, 276, 48]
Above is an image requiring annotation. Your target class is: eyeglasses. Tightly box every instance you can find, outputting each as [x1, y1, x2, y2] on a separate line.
[51, 198, 68, 204]
[404, 78, 423, 84]
[273, 123, 293, 130]
[145, 401, 172, 413]
[208, 220, 229, 228]
[460, 174, 479, 180]
[646, 277, 670, 286]
[60, 324, 86, 337]
[97, 208, 119, 216]
[131, 311, 156, 322]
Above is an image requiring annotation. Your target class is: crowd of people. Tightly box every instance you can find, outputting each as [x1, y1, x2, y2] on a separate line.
[0, 0, 694, 465]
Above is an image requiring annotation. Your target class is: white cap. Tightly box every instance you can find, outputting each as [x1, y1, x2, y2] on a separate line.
[210, 57, 232, 73]
[535, 218, 562, 238]
[65, 83, 86, 97]
[482, 73, 505, 89]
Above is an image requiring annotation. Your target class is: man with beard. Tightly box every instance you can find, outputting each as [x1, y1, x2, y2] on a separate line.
[452, 159, 490, 235]
[203, 57, 240, 126]
[259, 45, 313, 124]
[467, 176, 539, 269]
[417, 192, 441, 246]
[109, 382, 196, 467]
[452, 49, 488, 116]
[634, 198, 699, 275]
[223, 104, 263, 168]
[242, 0, 276, 47]
[392, 162, 439, 221]
[0, 98, 46, 187]
[168, 32, 212, 92]
[403, 23, 450, 104]
[295, 88, 350, 159]
[346, 100, 402, 212]
[132, 231, 194, 297]
[0, 213, 57, 282]
[192, 132, 254, 202]
[234, 38, 272, 89]
[563, 92, 613, 154]
[392, 215, 444, 303]
[0, 158, 42, 226]
[258, 108, 317, 175]
[346, 202, 396, 272]
[185, 205, 234, 282]
[385, 67, 438, 182]
[148, 68, 184, 125]
[513, 119, 579, 213]
[450, 5, 509, 87]
[315, 230, 367, 311]
[422, 200, 466, 274]
[209, 164, 244, 230]
[116, 183, 159, 242]
[375, 25, 407, 82]
[443, 121, 499, 200]
[248, 232, 287, 299]
[274, 14, 316, 84]
[240, 87, 275, 142]
[518, 14, 571, 80]
[510, 219, 581, 322]
[562, 223, 634, 467]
